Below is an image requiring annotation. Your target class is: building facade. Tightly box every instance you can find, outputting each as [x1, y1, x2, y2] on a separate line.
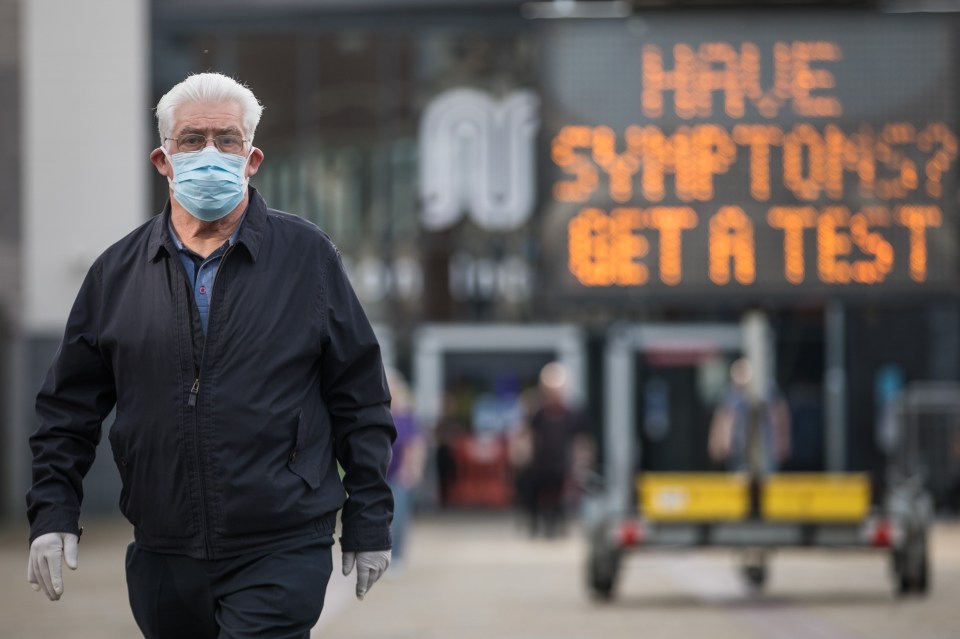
[6, 0, 960, 518]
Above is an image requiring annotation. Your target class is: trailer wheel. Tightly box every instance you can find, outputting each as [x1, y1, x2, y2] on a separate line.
[894, 533, 930, 597]
[739, 551, 768, 592]
[588, 545, 620, 601]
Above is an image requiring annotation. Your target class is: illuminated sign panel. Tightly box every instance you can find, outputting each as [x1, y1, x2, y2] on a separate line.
[540, 15, 959, 299]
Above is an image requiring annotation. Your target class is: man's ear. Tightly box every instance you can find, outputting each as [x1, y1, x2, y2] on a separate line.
[246, 147, 264, 178]
[150, 147, 173, 179]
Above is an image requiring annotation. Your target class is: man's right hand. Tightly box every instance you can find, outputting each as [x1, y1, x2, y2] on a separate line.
[27, 532, 79, 601]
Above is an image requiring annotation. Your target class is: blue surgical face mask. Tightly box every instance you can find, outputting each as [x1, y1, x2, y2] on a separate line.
[163, 145, 251, 222]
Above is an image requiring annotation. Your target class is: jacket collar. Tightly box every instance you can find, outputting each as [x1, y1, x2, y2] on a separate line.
[148, 187, 266, 263]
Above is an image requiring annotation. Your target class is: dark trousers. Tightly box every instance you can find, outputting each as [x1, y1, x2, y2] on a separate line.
[529, 469, 567, 537]
[125, 540, 333, 639]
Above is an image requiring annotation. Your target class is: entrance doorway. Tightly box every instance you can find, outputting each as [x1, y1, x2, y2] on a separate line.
[413, 324, 586, 508]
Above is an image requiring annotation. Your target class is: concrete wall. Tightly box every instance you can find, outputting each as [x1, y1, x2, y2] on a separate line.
[22, 0, 150, 331]
[12, 0, 149, 520]
[1, 0, 21, 520]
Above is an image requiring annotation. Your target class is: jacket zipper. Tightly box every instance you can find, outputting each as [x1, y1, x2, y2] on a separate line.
[188, 378, 200, 407]
[185, 244, 236, 558]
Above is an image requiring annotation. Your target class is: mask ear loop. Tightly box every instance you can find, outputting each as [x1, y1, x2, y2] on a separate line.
[160, 145, 176, 188]
[236, 146, 254, 191]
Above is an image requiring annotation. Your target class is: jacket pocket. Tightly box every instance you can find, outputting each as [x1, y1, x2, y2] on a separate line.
[288, 411, 322, 490]
[107, 420, 197, 539]
[108, 427, 135, 525]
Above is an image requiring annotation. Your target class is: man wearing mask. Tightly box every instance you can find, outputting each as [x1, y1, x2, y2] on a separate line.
[26, 73, 395, 638]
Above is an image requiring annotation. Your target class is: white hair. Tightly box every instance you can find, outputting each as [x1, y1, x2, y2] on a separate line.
[155, 72, 264, 144]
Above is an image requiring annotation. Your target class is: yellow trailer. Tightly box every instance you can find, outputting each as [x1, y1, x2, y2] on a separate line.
[587, 470, 929, 598]
[585, 321, 937, 601]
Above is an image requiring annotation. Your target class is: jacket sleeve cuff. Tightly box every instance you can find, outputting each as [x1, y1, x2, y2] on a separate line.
[339, 526, 392, 552]
[29, 513, 81, 546]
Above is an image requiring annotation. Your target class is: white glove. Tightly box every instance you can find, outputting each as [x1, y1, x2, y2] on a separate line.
[341, 549, 391, 600]
[27, 532, 79, 601]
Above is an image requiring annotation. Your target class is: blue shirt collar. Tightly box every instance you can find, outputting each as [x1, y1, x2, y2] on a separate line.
[167, 212, 246, 256]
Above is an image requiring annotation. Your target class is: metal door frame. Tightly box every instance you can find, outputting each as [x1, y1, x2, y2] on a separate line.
[413, 323, 586, 428]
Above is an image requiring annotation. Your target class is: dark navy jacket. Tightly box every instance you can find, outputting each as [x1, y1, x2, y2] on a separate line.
[27, 189, 395, 559]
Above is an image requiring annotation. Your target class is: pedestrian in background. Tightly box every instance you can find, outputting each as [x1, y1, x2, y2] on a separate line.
[385, 368, 426, 572]
[26, 72, 395, 638]
[524, 362, 589, 538]
[709, 358, 791, 474]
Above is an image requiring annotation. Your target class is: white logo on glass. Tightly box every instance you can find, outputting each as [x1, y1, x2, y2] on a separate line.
[419, 88, 540, 231]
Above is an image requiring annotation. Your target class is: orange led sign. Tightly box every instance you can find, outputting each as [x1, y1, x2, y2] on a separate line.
[552, 35, 958, 294]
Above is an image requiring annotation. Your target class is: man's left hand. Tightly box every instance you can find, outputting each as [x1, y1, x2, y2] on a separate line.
[27, 532, 79, 601]
[341, 549, 391, 600]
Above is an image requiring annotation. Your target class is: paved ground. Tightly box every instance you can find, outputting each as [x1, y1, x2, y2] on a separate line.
[2, 514, 959, 638]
